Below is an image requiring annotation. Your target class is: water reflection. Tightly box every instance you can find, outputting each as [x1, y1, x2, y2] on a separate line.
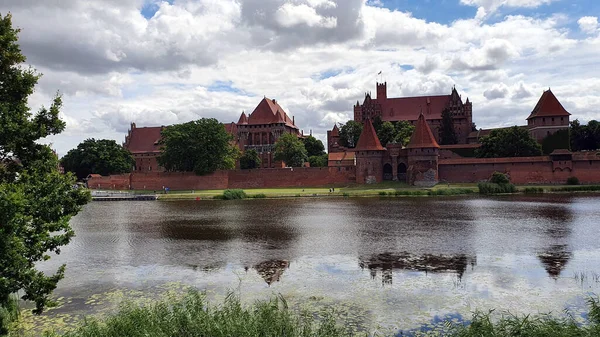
[359, 252, 476, 284]
[535, 204, 575, 279]
[537, 245, 573, 279]
[250, 260, 290, 285]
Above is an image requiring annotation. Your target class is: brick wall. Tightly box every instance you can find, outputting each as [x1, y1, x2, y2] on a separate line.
[87, 174, 131, 190]
[87, 167, 356, 191]
[439, 155, 600, 184]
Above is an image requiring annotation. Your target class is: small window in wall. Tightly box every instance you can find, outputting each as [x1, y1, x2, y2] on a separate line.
[552, 118, 555, 122]
[543, 118, 546, 123]
[561, 117, 564, 122]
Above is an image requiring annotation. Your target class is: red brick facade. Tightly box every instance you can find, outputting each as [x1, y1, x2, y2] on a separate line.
[87, 167, 357, 191]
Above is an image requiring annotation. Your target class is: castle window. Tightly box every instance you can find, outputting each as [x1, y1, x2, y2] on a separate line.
[543, 118, 546, 123]
[552, 118, 555, 122]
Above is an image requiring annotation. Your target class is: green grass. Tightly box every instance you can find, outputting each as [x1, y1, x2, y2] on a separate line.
[34, 293, 600, 337]
[0, 296, 19, 337]
[478, 182, 517, 195]
[551, 185, 600, 193]
[523, 187, 545, 194]
[48, 291, 350, 337]
[448, 297, 600, 337]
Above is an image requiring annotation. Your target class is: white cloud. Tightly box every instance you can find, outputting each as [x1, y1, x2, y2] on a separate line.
[578, 16, 599, 35]
[460, 0, 554, 14]
[275, 3, 337, 28]
[0, 0, 598, 156]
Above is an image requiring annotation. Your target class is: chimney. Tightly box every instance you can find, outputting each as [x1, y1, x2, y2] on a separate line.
[293, 116, 295, 125]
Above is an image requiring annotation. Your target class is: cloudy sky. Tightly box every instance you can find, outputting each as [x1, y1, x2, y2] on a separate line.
[2, 0, 599, 155]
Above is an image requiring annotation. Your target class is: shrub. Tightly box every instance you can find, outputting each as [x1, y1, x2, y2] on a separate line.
[342, 192, 350, 198]
[478, 182, 517, 195]
[221, 189, 247, 200]
[567, 176, 580, 185]
[378, 191, 387, 196]
[551, 185, 600, 192]
[0, 296, 19, 336]
[490, 172, 510, 184]
[524, 187, 545, 194]
[251, 193, 267, 199]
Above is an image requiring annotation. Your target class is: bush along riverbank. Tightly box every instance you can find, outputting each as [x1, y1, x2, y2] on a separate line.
[24, 292, 600, 337]
[0, 296, 19, 337]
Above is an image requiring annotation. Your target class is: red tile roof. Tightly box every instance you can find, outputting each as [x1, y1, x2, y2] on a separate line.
[224, 122, 237, 135]
[380, 95, 451, 121]
[407, 113, 440, 149]
[124, 126, 163, 153]
[328, 151, 355, 161]
[527, 90, 571, 120]
[331, 124, 340, 137]
[247, 98, 298, 128]
[237, 112, 248, 124]
[355, 119, 384, 151]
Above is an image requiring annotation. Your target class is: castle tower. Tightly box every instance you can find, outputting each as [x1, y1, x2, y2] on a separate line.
[526, 89, 571, 143]
[354, 118, 385, 184]
[376, 82, 387, 101]
[407, 113, 440, 187]
[327, 123, 342, 153]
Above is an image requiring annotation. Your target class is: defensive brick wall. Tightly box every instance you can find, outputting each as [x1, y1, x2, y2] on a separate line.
[86, 174, 131, 190]
[87, 167, 356, 191]
[439, 154, 600, 184]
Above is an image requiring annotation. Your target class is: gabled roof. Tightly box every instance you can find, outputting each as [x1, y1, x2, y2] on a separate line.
[237, 112, 248, 124]
[224, 122, 237, 135]
[331, 124, 340, 137]
[380, 95, 451, 121]
[328, 151, 355, 161]
[124, 126, 163, 153]
[355, 119, 384, 151]
[407, 113, 440, 149]
[247, 97, 297, 128]
[527, 90, 571, 120]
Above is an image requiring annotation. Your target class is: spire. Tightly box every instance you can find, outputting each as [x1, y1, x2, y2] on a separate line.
[407, 114, 440, 149]
[331, 124, 340, 137]
[527, 89, 571, 120]
[237, 111, 248, 124]
[355, 119, 384, 151]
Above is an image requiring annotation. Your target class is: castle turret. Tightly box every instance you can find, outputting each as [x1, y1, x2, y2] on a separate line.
[376, 82, 387, 101]
[355, 119, 385, 184]
[407, 113, 440, 187]
[526, 89, 571, 143]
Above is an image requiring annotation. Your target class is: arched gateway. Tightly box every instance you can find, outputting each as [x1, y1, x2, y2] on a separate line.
[397, 163, 407, 182]
[383, 163, 393, 181]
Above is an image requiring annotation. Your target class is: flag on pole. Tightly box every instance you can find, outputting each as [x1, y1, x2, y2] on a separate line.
[377, 71, 382, 75]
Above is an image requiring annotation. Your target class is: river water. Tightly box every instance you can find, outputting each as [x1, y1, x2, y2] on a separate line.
[31, 194, 600, 335]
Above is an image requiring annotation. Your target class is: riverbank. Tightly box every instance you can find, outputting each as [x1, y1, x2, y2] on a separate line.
[13, 291, 600, 337]
[128, 183, 600, 200]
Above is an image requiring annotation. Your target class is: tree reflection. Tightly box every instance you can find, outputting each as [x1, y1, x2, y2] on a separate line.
[251, 260, 290, 286]
[537, 245, 572, 279]
[359, 252, 476, 285]
[535, 205, 574, 279]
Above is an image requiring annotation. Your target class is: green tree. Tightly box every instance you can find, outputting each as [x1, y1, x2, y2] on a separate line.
[377, 121, 396, 147]
[308, 154, 328, 167]
[239, 149, 261, 169]
[571, 119, 600, 151]
[541, 129, 570, 154]
[393, 121, 415, 146]
[0, 13, 90, 321]
[476, 126, 542, 158]
[158, 119, 240, 175]
[301, 135, 325, 157]
[273, 133, 308, 167]
[338, 120, 363, 148]
[440, 108, 458, 145]
[60, 139, 135, 179]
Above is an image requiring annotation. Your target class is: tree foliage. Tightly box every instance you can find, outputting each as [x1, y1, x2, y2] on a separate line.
[273, 133, 307, 167]
[301, 136, 325, 157]
[0, 13, 90, 317]
[571, 119, 600, 151]
[541, 129, 570, 154]
[308, 154, 328, 167]
[60, 139, 135, 179]
[239, 149, 261, 170]
[476, 126, 542, 158]
[372, 118, 415, 147]
[440, 108, 458, 145]
[158, 119, 239, 175]
[338, 120, 363, 148]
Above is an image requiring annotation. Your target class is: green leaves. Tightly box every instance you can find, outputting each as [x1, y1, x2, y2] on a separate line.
[61, 138, 135, 179]
[301, 136, 325, 157]
[476, 126, 542, 158]
[240, 149, 261, 169]
[1, 13, 90, 316]
[273, 133, 308, 168]
[440, 108, 458, 145]
[158, 118, 240, 175]
[338, 121, 363, 148]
